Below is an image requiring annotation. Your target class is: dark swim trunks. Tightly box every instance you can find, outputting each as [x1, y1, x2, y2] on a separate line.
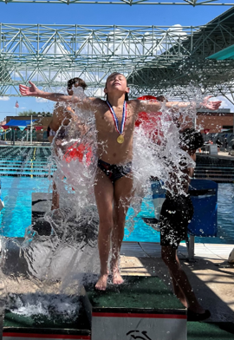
[98, 159, 132, 184]
[160, 193, 194, 249]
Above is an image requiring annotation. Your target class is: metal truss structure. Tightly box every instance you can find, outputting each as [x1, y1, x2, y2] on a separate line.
[128, 7, 234, 103]
[1, 0, 234, 6]
[0, 8, 234, 102]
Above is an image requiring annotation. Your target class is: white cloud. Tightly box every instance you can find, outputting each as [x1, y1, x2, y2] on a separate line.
[0, 96, 10, 101]
[36, 97, 48, 103]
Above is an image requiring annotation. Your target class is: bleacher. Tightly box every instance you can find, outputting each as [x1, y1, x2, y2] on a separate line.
[194, 164, 234, 182]
[193, 153, 234, 183]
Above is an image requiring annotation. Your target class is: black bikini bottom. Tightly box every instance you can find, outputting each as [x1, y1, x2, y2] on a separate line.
[98, 159, 132, 184]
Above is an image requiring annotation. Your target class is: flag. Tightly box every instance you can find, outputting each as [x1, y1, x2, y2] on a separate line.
[15, 101, 19, 108]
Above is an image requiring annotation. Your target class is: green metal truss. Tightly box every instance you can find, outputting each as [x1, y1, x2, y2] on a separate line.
[0, 0, 234, 6]
[0, 8, 234, 103]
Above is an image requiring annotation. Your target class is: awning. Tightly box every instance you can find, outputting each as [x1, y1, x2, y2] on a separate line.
[1, 125, 10, 130]
[3, 119, 36, 127]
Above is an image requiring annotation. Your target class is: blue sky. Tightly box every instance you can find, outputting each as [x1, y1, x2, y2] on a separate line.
[0, 4, 232, 121]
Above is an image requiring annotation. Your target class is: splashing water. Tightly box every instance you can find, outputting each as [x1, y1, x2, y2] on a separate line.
[8, 293, 80, 322]
[0, 85, 204, 317]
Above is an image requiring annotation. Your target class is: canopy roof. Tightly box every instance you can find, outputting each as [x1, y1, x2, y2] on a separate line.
[0, 8, 233, 102]
[3, 119, 36, 127]
[128, 7, 234, 102]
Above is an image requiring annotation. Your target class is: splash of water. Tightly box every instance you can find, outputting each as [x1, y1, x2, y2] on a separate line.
[0, 85, 204, 317]
[8, 293, 80, 322]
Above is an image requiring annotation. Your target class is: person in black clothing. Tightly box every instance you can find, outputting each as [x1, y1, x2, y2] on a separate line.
[160, 128, 211, 321]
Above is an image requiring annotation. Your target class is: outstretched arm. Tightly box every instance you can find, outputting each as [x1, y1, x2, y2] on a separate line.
[166, 96, 221, 111]
[133, 95, 221, 114]
[19, 81, 98, 111]
[19, 81, 77, 103]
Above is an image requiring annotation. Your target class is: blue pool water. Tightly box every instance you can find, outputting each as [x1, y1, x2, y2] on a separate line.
[0, 177, 51, 237]
[0, 177, 234, 243]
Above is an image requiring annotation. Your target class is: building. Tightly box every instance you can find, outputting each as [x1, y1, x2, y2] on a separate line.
[5, 116, 52, 142]
[197, 109, 234, 134]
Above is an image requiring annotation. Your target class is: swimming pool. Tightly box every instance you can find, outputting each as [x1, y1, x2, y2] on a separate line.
[0, 177, 234, 243]
[0, 177, 50, 237]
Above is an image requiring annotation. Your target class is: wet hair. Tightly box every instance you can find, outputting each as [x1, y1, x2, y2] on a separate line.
[67, 77, 87, 90]
[179, 128, 204, 150]
[105, 72, 129, 101]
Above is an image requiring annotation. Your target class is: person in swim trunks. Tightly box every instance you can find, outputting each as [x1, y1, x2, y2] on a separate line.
[49, 77, 88, 210]
[97, 159, 132, 184]
[19, 74, 221, 290]
[160, 128, 211, 321]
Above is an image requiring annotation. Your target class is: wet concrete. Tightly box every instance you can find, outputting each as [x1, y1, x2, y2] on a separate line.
[120, 242, 234, 323]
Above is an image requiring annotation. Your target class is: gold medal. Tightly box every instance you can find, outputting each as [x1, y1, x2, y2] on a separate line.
[106, 100, 127, 145]
[117, 135, 124, 144]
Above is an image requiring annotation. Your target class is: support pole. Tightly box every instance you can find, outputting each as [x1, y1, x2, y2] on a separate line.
[186, 235, 195, 261]
[30, 115, 33, 145]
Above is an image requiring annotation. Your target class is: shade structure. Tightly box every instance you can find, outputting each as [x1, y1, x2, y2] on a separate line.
[2, 119, 36, 128]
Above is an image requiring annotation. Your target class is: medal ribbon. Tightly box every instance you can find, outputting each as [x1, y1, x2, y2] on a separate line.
[106, 100, 127, 135]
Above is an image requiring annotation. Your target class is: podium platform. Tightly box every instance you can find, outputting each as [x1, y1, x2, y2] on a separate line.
[2, 278, 234, 340]
[2, 294, 91, 340]
[82, 276, 187, 340]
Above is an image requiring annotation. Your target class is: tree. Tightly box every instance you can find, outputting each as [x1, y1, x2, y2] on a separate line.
[18, 110, 35, 116]
[18, 110, 52, 117]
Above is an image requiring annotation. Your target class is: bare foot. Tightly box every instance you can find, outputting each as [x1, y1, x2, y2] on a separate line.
[112, 269, 124, 285]
[95, 274, 108, 291]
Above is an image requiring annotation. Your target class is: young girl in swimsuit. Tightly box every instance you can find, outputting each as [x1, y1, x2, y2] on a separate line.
[19, 74, 221, 290]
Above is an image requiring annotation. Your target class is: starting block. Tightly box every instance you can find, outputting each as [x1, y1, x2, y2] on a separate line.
[82, 276, 187, 340]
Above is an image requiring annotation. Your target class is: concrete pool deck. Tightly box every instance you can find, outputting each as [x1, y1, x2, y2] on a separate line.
[209, 151, 234, 159]
[120, 241, 234, 323]
[0, 239, 233, 339]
